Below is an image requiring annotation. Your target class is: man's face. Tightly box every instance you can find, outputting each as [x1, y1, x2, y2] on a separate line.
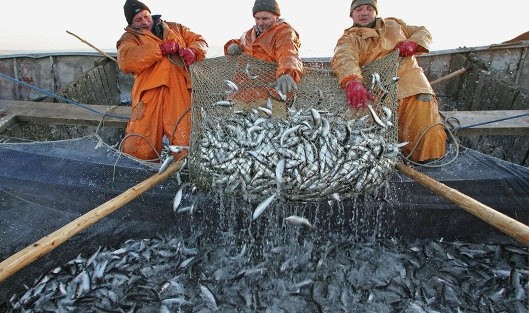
[254, 11, 279, 33]
[131, 10, 153, 30]
[350, 4, 376, 26]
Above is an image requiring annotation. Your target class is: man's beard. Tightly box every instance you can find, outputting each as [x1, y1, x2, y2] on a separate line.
[353, 19, 376, 28]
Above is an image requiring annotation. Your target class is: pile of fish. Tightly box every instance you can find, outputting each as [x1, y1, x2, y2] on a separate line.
[192, 103, 400, 203]
[3, 229, 528, 312]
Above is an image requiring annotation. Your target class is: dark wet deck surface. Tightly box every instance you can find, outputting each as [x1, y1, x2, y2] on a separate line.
[2, 221, 529, 312]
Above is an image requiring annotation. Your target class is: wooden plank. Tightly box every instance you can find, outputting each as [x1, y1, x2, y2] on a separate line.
[0, 110, 17, 133]
[0, 100, 528, 136]
[441, 110, 529, 136]
[0, 100, 130, 127]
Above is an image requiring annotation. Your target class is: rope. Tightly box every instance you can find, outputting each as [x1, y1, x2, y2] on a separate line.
[0, 72, 129, 120]
[454, 111, 529, 131]
[403, 122, 460, 168]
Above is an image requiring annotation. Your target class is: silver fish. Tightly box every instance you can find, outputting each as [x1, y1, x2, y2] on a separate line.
[257, 106, 272, 117]
[381, 106, 392, 122]
[158, 155, 174, 174]
[177, 202, 195, 214]
[167, 145, 189, 155]
[280, 124, 301, 147]
[252, 193, 277, 220]
[200, 284, 218, 310]
[275, 158, 285, 186]
[367, 105, 387, 129]
[173, 184, 186, 212]
[213, 100, 233, 107]
[310, 108, 322, 128]
[223, 79, 239, 92]
[371, 72, 380, 90]
[179, 256, 195, 268]
[284, 215, 315, 228]
[265, 97, 273, 110]
[245, 63, 259, 79]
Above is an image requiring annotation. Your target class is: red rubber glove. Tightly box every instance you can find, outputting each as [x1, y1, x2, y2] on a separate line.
[345, 79, 373, 109]
[396, 40, 418, 57]
[179, 48, 197, 66]
[160, 41, 179, 56]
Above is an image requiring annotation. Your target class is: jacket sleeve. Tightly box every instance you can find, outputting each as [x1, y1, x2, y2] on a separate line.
[273, 25, 303, 83]
[389, 17, 431, 53]
[116, 31, 164, 74]
[166, 23, 208, 61]
[331, 30, 365, 88]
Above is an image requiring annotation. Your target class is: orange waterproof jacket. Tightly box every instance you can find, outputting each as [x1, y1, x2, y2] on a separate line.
[224, 20, 303, 83]
[116, 21, 207, 160]
[331, 17, 433, 99]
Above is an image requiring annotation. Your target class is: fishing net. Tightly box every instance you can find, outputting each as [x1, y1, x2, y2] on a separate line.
[188, 51, 400, 203]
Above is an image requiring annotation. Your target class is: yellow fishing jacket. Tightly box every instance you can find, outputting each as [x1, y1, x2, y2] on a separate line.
[331, 17, 434, 99]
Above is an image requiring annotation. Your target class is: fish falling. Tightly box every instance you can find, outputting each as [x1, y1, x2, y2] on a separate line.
[193, 101, 399, 204]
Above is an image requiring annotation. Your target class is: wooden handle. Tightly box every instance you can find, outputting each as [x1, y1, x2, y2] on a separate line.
[396, 163, 529, 246]
[66, 30, 117, 63]
[0, 160, 184, 283]
[430, 67, 469, 86]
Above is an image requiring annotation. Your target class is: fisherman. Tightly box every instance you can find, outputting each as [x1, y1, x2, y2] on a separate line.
[224, 0, 303, 116]
[331, 0, 447, 163]
[116, 0, 208, 161]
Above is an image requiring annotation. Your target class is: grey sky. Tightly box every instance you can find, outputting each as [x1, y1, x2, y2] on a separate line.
[1, 1, 527, 57]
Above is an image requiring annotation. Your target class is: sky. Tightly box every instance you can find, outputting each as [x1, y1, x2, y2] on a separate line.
[1, 1, 527, 57]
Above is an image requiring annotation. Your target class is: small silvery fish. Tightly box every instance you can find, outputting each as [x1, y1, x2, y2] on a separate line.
[167, 145, 188, 154]
[381, 106, 392, 122]
[177, 202, 195, 214]
[284, 215, 315, 229]
[367, 105, 387, 129]
[245, 63, 259, 79]
[224, 79, 239, 92]
[213, 100, 233, 107]
[265, 97, 273, 110]
[173, 184, 186, 212]
[159, 155, 174, 174]
[200, 284, 218, 310]
[252, 193, 277, 220]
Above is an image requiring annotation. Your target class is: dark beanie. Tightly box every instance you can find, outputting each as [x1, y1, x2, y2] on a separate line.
[124, 0, 151, 25]
[350, 0, 378, 14]
[252, 0, 281, 17]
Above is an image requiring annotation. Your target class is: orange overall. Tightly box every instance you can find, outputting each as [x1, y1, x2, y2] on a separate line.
[117, 22, 207, 161]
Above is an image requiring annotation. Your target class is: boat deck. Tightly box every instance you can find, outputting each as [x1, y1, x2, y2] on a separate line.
[1, 100, 528, 136]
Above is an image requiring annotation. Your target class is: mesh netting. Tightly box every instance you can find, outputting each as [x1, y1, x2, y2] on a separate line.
[188, 52, 400, 203]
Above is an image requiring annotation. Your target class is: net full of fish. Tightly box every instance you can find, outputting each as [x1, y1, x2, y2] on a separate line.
[193, 105, 398, 203]
[188, 53, 401, 204]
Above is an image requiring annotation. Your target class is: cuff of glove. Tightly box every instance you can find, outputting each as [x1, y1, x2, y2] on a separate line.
[341, 75, 362, 89]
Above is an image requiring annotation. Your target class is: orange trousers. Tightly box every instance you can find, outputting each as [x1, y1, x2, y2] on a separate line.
[397, 95, 447, 162]
[122, 86, 191, 161]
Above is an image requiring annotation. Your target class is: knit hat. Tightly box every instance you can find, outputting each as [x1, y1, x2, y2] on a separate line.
[124, 0, 151, 25]
[350, 0, 378, 14]
[252, 0, 281, 17]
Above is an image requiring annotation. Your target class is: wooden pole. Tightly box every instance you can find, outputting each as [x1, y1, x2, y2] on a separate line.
[430, 67, 469, 86]
[66, 30, 117, 63]
[0, 160, 184, 283]
[396, 163, 529, 246]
